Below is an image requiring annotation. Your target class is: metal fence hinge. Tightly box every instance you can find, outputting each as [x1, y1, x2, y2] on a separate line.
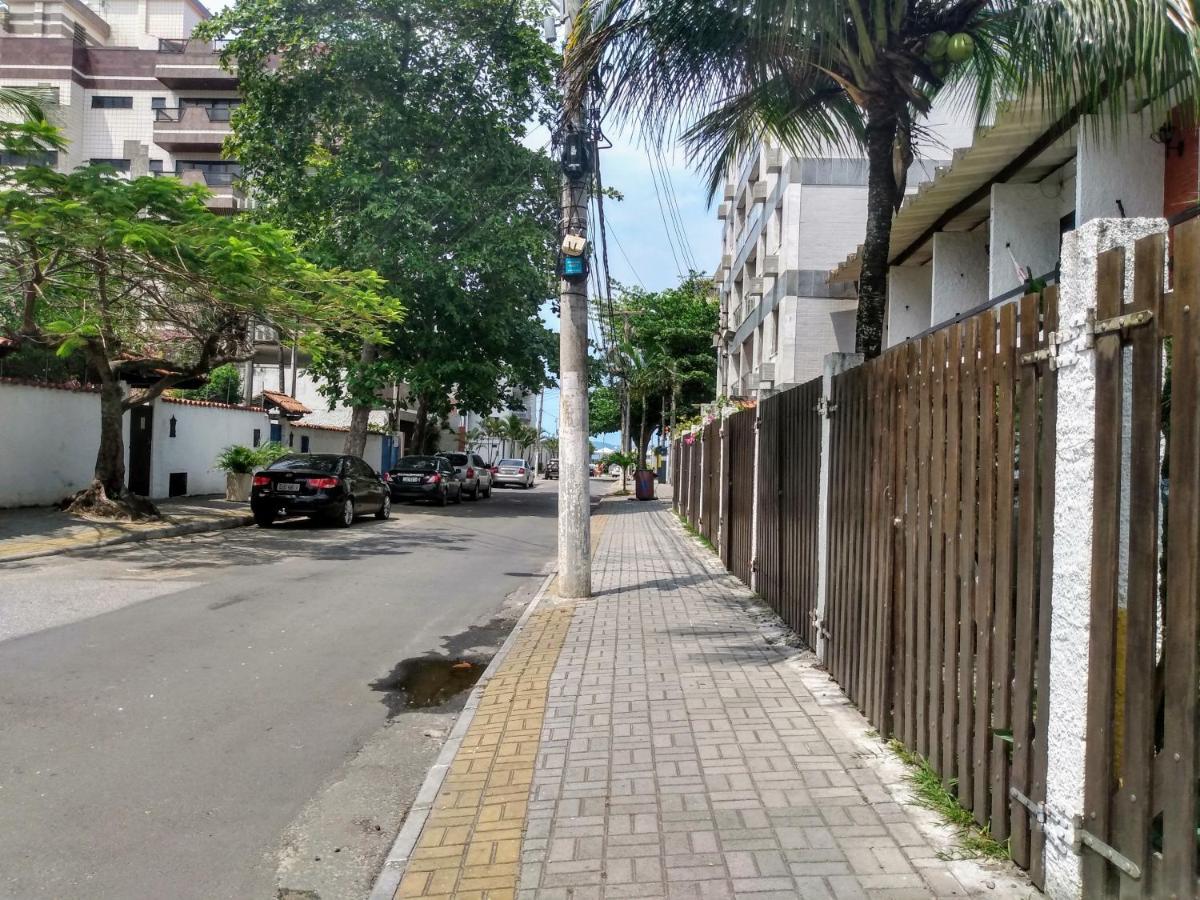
[809, 610, 831, 640]
[1072, 815, 1142, 880]
[1087, 308, 1155, 345]
[816, 397, 837, 418]
[1008, 786, 1046, 828]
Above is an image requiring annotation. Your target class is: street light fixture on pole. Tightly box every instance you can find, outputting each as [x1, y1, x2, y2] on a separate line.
[556, 0, 591, 599]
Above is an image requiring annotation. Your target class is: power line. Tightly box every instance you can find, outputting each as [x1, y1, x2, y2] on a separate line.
[654, 146, 699, 272]
[644, 148, 684, 277]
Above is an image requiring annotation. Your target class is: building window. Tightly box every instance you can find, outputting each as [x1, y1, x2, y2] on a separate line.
[300, 436, 310, 453]
[175, 160, 242, 186]
[252, 428, 261, 448]
[149, 159, 164, 174]
[91, 96, 134, 110]
[179, 98, 241, 122]
[5, 84, 59, 106]
[151, 97, 167, 109]
[89, 158, 131, 172]
[0, 149, 58, 167]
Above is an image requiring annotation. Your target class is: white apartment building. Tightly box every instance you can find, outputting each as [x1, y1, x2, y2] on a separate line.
[0, 0, 245, 212]
[713, 100, 975, 396]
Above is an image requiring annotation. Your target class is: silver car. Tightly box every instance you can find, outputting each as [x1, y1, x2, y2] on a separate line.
[437, 451, 493, 500]
[493, 458, 535, 489]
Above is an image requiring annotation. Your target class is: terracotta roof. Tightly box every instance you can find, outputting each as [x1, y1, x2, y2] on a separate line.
[292, 419, 389, 435]
[0, 376, 99, 393]
[162, 395, 265, 414]
[262, 390, 313, 416]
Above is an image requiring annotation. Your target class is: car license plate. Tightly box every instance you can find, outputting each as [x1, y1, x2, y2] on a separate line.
[275, 482, 300, 492]
[403, 476, 421, 483]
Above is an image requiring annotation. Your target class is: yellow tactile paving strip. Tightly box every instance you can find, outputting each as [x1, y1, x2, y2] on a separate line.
[396, 601, 574, 899]
[395, 501, 611, 900]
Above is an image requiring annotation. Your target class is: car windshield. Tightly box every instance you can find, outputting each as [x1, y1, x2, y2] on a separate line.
[500, 459, 524, 466]
[441, 453, 468, 465]
[268, 455, 340, 473]
[393, 457, 440, 473]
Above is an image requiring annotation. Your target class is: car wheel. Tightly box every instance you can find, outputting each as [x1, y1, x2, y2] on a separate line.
[375, 494, 392, 520]
[483, 484, 492, 498]
[467, 484, 479, 501]
[436, 488, 448, 507]
[334, 497, 355, 527]
[253, 510, 275, 528]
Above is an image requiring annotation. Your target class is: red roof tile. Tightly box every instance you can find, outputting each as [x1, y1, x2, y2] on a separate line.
[262, 390, 312, 416]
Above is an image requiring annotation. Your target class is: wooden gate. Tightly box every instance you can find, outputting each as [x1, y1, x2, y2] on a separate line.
[823, 290, 1058, 887]
[722, 409, 755, 583]
[687, 437, 702, 531]
[755, 378, 822, 647]
[1080, 224, 1199, 898]
[701, 419, 720, 545]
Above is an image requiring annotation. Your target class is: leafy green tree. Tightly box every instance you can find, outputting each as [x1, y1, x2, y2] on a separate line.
[570, 0, 1199, 357]
[178, 363, 243, 404]
[593, 274, 718, 458]
[199, 0, 561, 455]
[0, 120, 397, 519]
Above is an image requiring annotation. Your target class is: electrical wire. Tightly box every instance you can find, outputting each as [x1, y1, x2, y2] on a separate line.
[654, 146, 699, 273]
[645, 149, 685, 277]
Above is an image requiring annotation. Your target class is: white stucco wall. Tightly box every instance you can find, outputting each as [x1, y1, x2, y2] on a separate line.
[1076, 116, 1166, 224]
[282, 425, 386, 471]
[1042, 216, 1167, 900]
[0, 382, 130, 507]
[886, 266, 933, 347]
[931, 230, 989, 327]
[796, 185, 869, 270]
[989, 183, 1062, 299]
[150, 399, 265, 498]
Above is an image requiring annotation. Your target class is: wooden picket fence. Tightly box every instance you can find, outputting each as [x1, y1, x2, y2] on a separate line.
[721, 409, 755, 584]
[755, 379, 823, 649]
[1079, 226, 1199, 898]
[667, 223, 1199, 896]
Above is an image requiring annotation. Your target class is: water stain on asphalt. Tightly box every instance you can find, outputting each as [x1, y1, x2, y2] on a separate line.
[370, 656, 488, 716]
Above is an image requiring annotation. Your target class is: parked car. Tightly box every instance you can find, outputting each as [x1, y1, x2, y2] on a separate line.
[493, 458, 535, 489]
[251, 454, 390, 527]
[389, 455, 463, 506]
[437, 451, 493, 500]
[544, 458, 559, 480]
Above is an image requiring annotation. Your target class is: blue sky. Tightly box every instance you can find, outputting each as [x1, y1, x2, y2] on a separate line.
[205, 0, 720, 438]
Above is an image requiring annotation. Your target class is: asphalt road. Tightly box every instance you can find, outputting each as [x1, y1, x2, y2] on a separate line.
[0, 477, 592, 900]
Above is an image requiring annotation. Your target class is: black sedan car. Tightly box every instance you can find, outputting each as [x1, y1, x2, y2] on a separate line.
[251, 454, 391, 527]
[388, 455, 463, 506]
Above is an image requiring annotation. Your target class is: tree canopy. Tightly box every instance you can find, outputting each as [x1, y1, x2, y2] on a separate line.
[569, 0, 1200, 357]
[591, 273, 718, 453]
[199, 0, 562, 452]
[0, 119, 396, 517]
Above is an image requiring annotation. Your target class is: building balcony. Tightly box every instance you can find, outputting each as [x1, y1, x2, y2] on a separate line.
[765, 147, 783, 174]
[153, 106, 232, 153]
[155, 38, 237, 89]
[176, 169, 248, 215]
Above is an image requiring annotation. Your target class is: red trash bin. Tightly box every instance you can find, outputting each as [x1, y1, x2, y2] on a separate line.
[634, 469, 656, 500]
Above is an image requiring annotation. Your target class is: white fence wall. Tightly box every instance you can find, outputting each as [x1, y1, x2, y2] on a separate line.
[152, 399, 266, 499]
[0, 381, 129, 507]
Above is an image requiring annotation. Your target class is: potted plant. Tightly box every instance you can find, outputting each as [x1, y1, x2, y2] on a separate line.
[215, 445, 263, 502]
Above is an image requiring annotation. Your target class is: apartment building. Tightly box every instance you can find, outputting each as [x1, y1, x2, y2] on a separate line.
[713, 99, 975, 396]
[0, 0, 245, 213]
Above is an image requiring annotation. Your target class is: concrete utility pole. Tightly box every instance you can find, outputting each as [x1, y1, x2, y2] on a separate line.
[557, 0, 591, 599]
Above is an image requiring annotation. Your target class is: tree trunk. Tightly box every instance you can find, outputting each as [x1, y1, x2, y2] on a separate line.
[95, 379, 127, 496]
[638, 400, 647, 471]
[854, 110, 902, 360]
[412, 393, 431, 455]
[66, 375, 158, 520]
[342, 341, 377, 457]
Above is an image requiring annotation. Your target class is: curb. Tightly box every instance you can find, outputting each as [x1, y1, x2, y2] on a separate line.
[367, 567, 559, 900]
[0, 513, 256, 565]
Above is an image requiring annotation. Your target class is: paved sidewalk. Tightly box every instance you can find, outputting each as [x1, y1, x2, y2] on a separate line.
[0, 495, 254, 563]
[382, 495, 1038, 900]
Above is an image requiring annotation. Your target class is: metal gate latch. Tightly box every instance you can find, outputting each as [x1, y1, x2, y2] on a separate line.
[815, 397, 837, 418]
[1008, 786, 1045, 828]
[1071, 815, 1142, 880]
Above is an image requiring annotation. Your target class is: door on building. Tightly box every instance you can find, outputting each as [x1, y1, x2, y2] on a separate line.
[270, 422, 282, 444]
[381, 435, 395, 472]
[128, 407, 153, 497]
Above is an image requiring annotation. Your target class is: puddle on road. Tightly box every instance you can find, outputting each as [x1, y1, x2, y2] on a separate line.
[370, 656, 488, 715]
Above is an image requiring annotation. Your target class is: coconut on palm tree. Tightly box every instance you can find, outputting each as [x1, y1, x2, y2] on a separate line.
[569, 0, 1199, 357]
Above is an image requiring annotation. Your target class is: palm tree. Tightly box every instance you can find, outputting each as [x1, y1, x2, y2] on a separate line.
[570, 0, 1199, 357]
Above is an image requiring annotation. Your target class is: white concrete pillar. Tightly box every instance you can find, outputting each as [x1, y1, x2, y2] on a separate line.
[1042, 216, 1167, 900]
[931, 231, 989, 327]
[814, 351, 864, 662]
[989, 183, 1062, 299]
[1076, 115, 1166, 224]
[886, 266, 932, 347]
